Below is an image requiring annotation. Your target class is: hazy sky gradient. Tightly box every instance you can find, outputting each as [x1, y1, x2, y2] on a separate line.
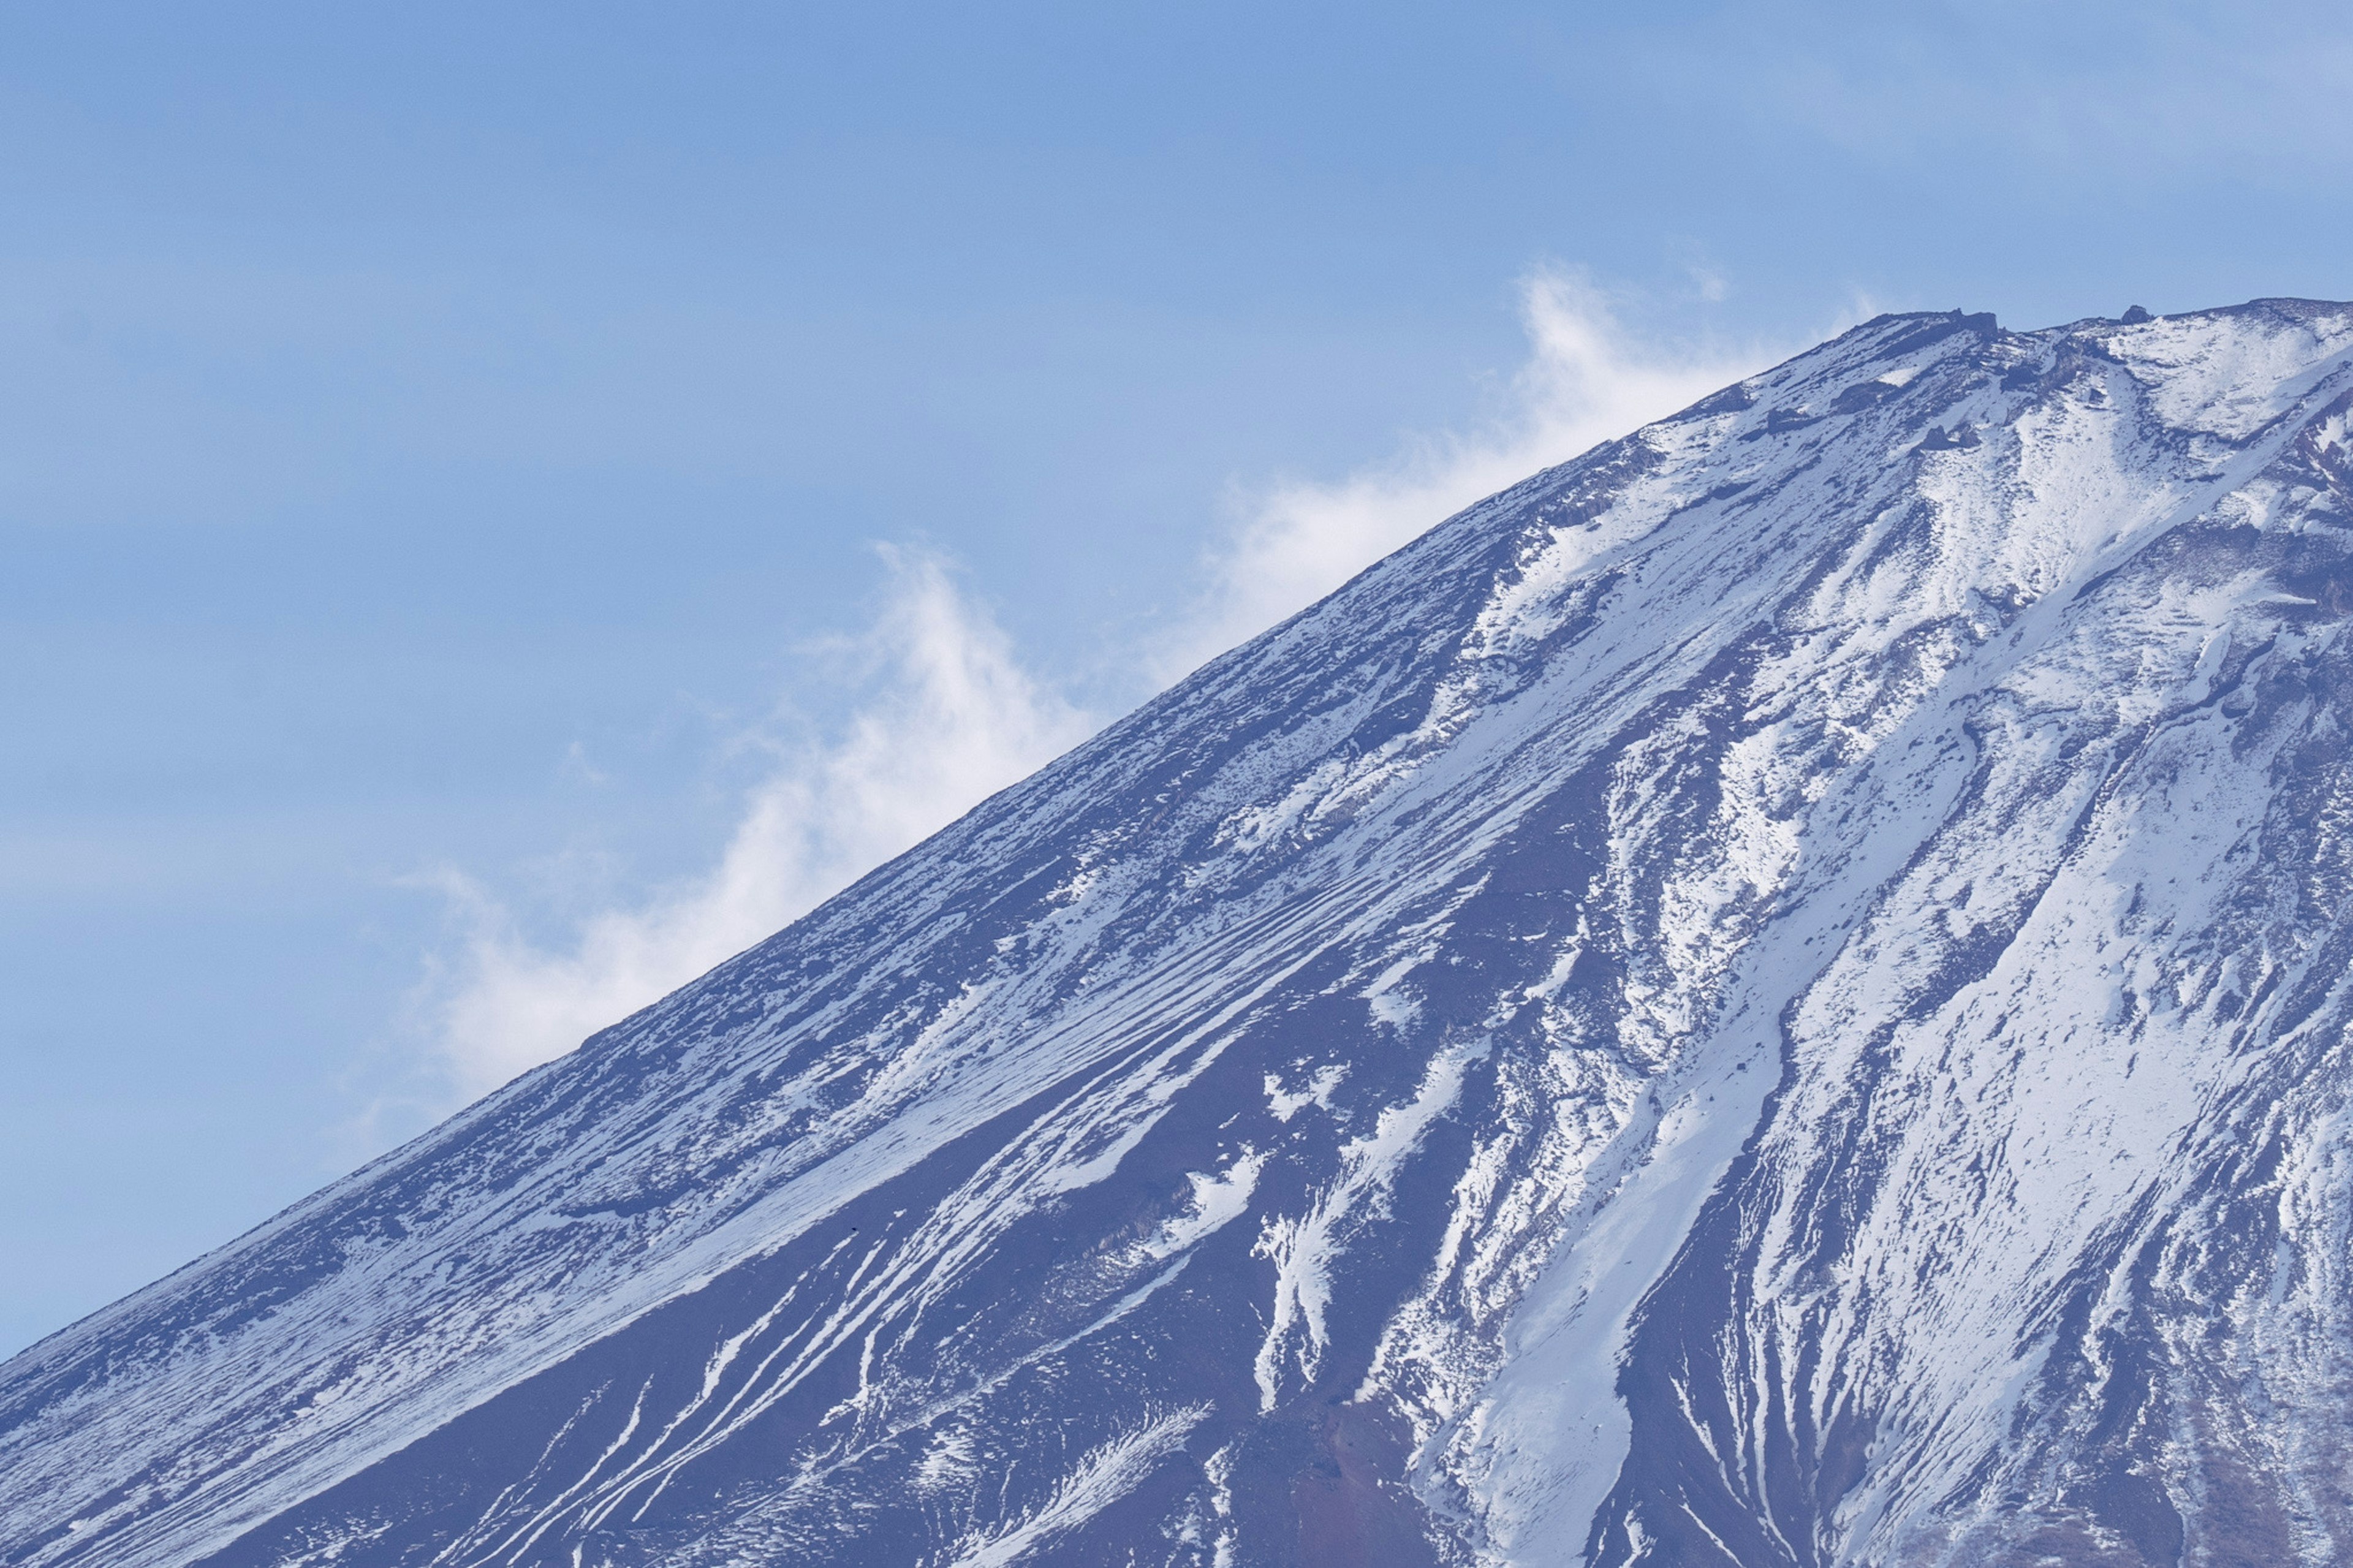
[6, 0, 2351, 1354]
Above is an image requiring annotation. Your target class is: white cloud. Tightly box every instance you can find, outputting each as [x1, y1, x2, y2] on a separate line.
[1153, 268, 1770, 682]
[408, 268, 1777, 1105]
[415, 548, 1095, 1098]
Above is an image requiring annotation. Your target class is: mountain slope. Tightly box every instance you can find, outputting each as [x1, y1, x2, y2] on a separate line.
[8, 300, 2353, 1568]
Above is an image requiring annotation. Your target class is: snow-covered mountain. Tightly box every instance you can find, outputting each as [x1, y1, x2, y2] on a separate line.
[11, 299, 2353, 1568]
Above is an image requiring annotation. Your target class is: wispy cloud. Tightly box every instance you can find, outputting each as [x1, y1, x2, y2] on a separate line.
[408, 268, 1775, 1105]
[1153, 268, 1770, 681]
[414, 548, 1094, 1099]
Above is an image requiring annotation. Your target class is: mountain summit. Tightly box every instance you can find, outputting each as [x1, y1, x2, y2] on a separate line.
[10, 300, 2353, 1568]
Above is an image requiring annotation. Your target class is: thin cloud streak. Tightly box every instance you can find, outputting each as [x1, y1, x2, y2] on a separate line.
[417, 548, 1094, 1099]
[1154, 268, 1772, 682]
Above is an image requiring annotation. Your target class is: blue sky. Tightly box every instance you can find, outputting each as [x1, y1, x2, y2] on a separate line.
[4, 0, 2350, 1355]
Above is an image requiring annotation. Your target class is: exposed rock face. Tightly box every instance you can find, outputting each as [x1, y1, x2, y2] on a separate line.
[9, 300, 2353, 1567]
